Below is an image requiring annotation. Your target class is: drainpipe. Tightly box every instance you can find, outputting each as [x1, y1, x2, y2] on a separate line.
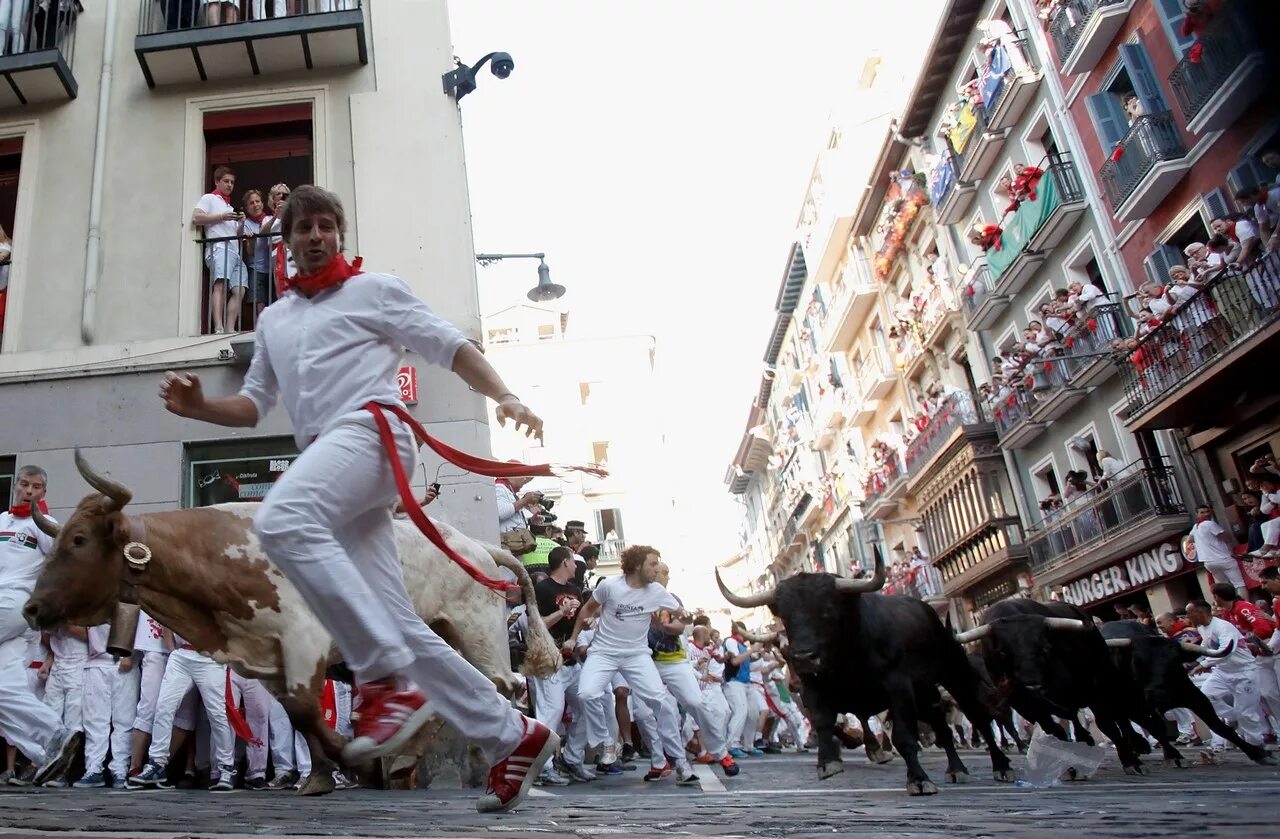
[80, 0, 117, 344]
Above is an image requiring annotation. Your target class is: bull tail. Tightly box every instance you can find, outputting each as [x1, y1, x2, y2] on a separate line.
[487, 545, 562, 680]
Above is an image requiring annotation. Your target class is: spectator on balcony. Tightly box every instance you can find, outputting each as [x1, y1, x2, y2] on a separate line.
[0, 0, 27, 55]
[1067, 279, 1105, 314]
[0, 223, 9, 344]
[1237, 491, 1268, 553]
[1096, 449, 1125, 485]
[239, 189, 274, 317]
[1211, 215, 1260, 267]
[202, 0, 240, 26]
[1235, 184, 1274, 247]
[191, 166, 250, 334]
[1122, 93, 1145, 126]
[158, 0, 198, 30]
[251, 0, 300, 18]
[31, 0, 79, 51]
[1190, 505, 1248, 599]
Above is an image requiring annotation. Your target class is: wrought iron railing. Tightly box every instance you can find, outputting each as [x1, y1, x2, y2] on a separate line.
[1116, 255, 1280, 418]
[1, 0, 79, 64]
[598, 538, 627, 564]
[1099, 111, 1188, 211]
[1026, 460, 1186, 574]
[903, 392, 987, 472]
[1059, 297, 1130, 357]
[140, 0, 361, 35]
[1047, 0, 1124, 66]
[862, 454, 904, 506]
[981, 31, 1038, 116]
[198, 232, 280, 335]
[1168, 1, 1259, 125]
[961, 262, 993, 323]
[993, 386, 1034, 437]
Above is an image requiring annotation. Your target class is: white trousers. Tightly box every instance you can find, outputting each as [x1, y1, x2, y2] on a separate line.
[765, 682, 807, 747]
[1204, 560, 1246, 591]
[268, 697, 311, 775]
[1253, 655, 1280, 733]
[658, 661, 727, 759]
[721, 680, 751, 750]
[1166, 706, 1197, 738]
[533, 664, 591, 766]
[132, 651, 168, 734]
[577, 649, 684, 766]
[147, 652, 234, 772]
[255, 422, 523, 764]
[1201, 666, 1265, 747]
[44, 660, 85, 731]
[0, 635, 62, 761]
[626, 691, 669, 769]
[82, 664, 140, 778]
[230, 673, 278, 780]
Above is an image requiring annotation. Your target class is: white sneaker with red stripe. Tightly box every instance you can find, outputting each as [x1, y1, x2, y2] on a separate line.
[341, 681, 436, 767]
[475, 717, 559, 813]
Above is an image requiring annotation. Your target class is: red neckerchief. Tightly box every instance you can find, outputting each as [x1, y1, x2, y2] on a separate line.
[9, 500, 49, 517]
[206, 191, 232, 208]
[245, 210, 267, 224]
[285, 253, 363, 297]
[496, 478, 518, 495]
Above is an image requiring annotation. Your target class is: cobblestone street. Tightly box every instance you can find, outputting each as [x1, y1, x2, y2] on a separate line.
[1, 748, 1276, 838]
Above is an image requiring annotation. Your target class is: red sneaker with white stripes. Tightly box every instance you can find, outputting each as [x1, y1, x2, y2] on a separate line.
[341, 680, 435, 766]
[475, 717, 559, 813]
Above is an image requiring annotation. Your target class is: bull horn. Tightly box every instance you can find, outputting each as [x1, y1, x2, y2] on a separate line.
[1043, 617, 1090, 631]
[834, 545, 887, 594]
[74, 448, 133, 513]
[29, 501, 60, 538]
[1181, 638, 1233, 658]
[953, 624, 993, 644]
[1105, 638, 1132, 648]
[715, 567, 776, 609]
[740, 629, 780, 644]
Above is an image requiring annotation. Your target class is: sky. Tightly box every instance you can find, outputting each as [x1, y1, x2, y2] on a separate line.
[449, 0, 942, 590]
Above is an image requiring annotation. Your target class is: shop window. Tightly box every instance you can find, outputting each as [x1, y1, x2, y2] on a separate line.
[186, 438, 298, 507]
[198, 104, 314, 336]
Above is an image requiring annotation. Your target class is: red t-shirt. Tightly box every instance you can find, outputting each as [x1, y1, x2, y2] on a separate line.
[1225, 600, 1275, 641]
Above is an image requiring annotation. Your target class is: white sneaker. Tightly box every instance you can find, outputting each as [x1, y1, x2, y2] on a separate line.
[538, 766, 570, 786]
[208, 770, 234, 792]
[331, 770, 358, 790]
[600, 743, 618, 765]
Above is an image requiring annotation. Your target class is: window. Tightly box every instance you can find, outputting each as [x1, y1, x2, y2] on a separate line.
[0, 137, 22, 352]
[1144, 197, 1222, 284]
[537, 323, 555, 340]
[595, 508, 624, 541]
[578, 381, 593, 405]
[198, 104, 315, 335]
[0, 454, 14, 507]
[1153, 0, 1197, 60]
[1032, 461, 1061, 500]
[591, 441, 610, 468]
[1227, 154, 1278, 201]
[1085, 42, 1170, 149]
[186, 438, 298, 507]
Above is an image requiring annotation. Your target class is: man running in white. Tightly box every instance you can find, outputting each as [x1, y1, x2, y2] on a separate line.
[651, 562, 738, 777]
[1186, 599, 1266, 752]
[566, 545, 698, 785]
[75, 624, 139, 788]
[158, 185, 555, 812]
[0, 465, 82, 786]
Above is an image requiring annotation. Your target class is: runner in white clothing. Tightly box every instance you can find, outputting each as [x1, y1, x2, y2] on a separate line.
[75, 624, 139, 788]
[566, 546, 699, 785]
[1186, 600, 1266, 750]
[0, 465, 83, 786]
[158, 185, 556, 813]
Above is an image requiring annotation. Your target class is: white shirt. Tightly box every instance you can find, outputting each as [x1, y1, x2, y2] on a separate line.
[194, 192, 238, 241]
[133, 610, 169, 654]
[495, 482, 529, 533]
[1198, 616, 1254, 674]
[86, 623, 115, 668]
[48, 627, 88, 664]
[1236, 218, 1259, 244]
[1190, 519, 1234, 565]
[0, 510, 57, 639]
[239, 272, 471, 450]
[1074, 283, 1104, 309]
[588, 575, 679, 656]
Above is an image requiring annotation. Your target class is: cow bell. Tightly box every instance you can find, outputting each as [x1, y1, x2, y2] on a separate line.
[105, 601, 141, 659]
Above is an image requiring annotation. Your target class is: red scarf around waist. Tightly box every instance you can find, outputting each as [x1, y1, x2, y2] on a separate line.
[9, 500, 48, 518]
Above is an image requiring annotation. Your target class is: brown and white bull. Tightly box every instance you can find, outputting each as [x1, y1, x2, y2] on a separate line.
[22, 451, 559, 795]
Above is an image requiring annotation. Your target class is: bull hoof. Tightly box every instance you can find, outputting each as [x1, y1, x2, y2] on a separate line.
[817, 760, 845, 780]
[1254, 753, 1277, 766]
[1164, 758, 1185, 769]
[944, 770, 969, 784]
[869, 750, 894, 765]
[1061, 767, 1080, 782]
[1123, 764, 1146, 777]
[297, 772, 336, 796]
[907, 779, 939, 796]
[993, 769, 1015, 783]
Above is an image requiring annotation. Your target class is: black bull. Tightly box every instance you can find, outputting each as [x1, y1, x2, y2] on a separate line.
[1100, 620, 1272, 765]
[717, 555, 1014, 796]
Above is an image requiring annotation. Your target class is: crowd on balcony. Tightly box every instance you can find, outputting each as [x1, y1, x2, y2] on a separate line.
[1113, 163, 1280, 392]
[974, 277, 1117, 422]
[153, 0, 356, 31]
[886, 248, 960, 366]
[882, 547, 944, 600]
[0, 0, 79, 56]
[859, 436, 905, 500]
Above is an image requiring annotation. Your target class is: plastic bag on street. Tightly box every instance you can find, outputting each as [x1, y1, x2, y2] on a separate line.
[1021, 728, 1107, 787]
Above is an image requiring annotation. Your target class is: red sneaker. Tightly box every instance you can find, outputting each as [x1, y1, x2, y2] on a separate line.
[340, 681, 435, 767]
[643, 761, 671, 781]
[693, 753, 715, 765]
[476, 717, 559, 813]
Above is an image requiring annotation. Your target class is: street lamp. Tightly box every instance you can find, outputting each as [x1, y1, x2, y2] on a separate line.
[475, 252, 565, 302]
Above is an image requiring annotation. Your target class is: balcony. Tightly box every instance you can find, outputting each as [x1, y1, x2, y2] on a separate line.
[981, 32, 1042, 132]
[1099, 111, 1191, 223]
[597, 538, 628, 567]
[0, 4, 80, 106]
[198, 232, 278, 346]
[1026, 461, 1188, 587]
[862, 455, 909, 520]
[1047, 0, 1134, 76]
[858, 346, 896, 401]
[929, 152, 977, 226]
[813, 386, 852, 447]
[954, 102, 1008, 185]
[993, 387, 1045, 449]
[988, 154, 1088, 297]
[821, 264, 879, 353]
[1117, 255, 1280, 432]
[847, 396, 878, 426]
[1057, 298, 1129, 388]
[903, 393, 989, 486]
[1025, 356, 1087, 423]
[1168, 2, 1266, 135]
[935, 521, 1028, 599]
[136, 1, 367, 89]
[961, 262, 1010, 331]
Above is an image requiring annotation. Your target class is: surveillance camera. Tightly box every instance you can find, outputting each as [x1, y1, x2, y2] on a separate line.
[490, 52, 514, 79]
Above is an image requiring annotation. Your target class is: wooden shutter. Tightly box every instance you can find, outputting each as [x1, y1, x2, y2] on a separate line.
[1086, 92, 1130, 149]
[1119, 42, 1171, 115]
[1143, 244, 1184, 286]
[1154, 0, 1196, 59]
[1202, 188, 1231, 221]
